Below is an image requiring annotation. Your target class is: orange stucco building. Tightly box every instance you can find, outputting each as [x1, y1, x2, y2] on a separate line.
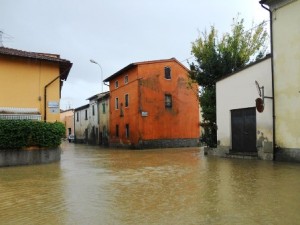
[104, 58, 200, 148]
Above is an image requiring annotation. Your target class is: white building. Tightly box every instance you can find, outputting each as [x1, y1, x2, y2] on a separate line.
[260, 0, 300, 162]
[216, 56, 273, 160]
[74, 92, 110, 145]
[98, 92, 110, 146]
[74, 104, 89, 143]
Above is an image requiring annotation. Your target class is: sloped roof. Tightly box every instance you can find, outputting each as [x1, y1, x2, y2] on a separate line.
[86, 91, 110, 101]
[103, 57, 189, 82]
[74, 104, 89, 111]
[216, 54, 271, 82]
[0, 47, 72, 80]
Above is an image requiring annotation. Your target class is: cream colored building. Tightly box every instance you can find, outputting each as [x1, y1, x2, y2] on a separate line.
[98, 92, 110, 146]
[216, 56, 273, 160]
[74, 92, 110, 145]
[74, 104, 89, 143]
[0, 47, 72, 122]
[260, 0, 300, 162]
[60, 109, 74, 137]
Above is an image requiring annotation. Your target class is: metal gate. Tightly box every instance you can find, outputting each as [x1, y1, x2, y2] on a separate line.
[231, 107, 257, 153]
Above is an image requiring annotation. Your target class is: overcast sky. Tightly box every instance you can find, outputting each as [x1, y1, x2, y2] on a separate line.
[1, 0, 269, 109]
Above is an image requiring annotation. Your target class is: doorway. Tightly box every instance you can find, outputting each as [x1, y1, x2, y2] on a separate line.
[231, 107, 256, 153]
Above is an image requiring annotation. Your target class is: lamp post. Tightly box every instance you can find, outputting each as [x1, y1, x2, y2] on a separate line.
[90, 59, 103, 93]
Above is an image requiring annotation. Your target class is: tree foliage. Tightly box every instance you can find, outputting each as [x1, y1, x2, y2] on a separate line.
[190, 17, 268, 147]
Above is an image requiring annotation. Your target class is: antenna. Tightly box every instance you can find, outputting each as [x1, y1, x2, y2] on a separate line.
[0, 31, 14, 47]
[0, 31, 3, 47]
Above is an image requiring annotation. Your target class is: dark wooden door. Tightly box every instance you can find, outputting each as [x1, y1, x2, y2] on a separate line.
[231, 108, 256, 153]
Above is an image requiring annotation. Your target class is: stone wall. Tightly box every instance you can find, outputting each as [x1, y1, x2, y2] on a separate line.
[0, 148, 61, 167]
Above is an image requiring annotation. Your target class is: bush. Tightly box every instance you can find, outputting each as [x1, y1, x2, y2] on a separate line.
[0, 120, 65, 150]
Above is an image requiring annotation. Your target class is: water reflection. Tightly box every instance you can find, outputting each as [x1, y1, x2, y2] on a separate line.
[0, 143, 300, 225]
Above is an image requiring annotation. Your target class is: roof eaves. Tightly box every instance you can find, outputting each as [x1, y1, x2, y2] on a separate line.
[216, 54, 271, 82]
[0, 47, 72, 81]
[103, 57, 190, 82]
[74, 104, 89, 111]
[103, 63, 136, 82]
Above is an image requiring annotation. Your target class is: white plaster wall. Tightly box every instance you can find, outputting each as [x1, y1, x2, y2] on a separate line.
[271, 0, 300, 149]
[88, 101, 99, 129]
[99, 97, 110, 137]
[216, 58, 272, 148]
[74, 107, 89, 140]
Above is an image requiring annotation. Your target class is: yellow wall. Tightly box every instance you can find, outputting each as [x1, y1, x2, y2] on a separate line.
[0, 56, 61, 122]
[60, 109, 74, 136]
[272, 0, 300, 148]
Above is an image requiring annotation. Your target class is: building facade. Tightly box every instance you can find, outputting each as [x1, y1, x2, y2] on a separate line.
[104, 58, 200, 149]
[60, 109, 74, 138]
[0, 47, 72, 122]
[74, 92, 110, 145]
[74, 104, 89, 143]
[86, 94, 100, 144]
[216, 56, 273, 160]
[98, 92, 110, 145]
[260, 0, 300, 162]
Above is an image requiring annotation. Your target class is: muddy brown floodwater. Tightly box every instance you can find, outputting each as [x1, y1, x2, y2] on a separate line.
[0, 142, 300, 225]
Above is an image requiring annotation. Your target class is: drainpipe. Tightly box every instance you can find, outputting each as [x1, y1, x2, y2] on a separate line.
[44, 75, 61, 121]
[260, 1, 276, 160]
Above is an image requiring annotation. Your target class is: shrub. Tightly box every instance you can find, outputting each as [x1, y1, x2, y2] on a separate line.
[0, 120, 65, 150]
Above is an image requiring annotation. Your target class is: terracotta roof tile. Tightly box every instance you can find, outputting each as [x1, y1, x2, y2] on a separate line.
[0, 47, 72, 80]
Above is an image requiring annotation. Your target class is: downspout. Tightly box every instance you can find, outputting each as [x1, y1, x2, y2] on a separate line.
[44, 65, 71, 121]
[44, 75, 61, 121]
[260, 2, 276, 160]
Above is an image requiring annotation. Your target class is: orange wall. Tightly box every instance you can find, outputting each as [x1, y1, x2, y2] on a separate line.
[138, 61, 199, 141]
[0, 56, 61, 122]
[109, 67, 139, 145]
[108, 60, 200, 146]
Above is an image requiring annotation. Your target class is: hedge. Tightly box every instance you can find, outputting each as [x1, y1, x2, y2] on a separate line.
[0, 120, 65, 150]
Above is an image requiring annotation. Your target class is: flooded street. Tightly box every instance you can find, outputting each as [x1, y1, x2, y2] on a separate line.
[0, 142, 300, 225]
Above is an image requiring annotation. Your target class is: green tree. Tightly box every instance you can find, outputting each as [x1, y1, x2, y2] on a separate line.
[190, 17, 268, 147]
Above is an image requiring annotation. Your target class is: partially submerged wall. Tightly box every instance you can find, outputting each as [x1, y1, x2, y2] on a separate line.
[0, 148, 61, 167]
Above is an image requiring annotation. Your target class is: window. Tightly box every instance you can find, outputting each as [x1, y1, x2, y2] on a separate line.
[125, 124, 129, 138]
[124, 75, 128, 84]
[85, 109, 88, 120]
[165, 94, 172, 108]
[164, 67, 171, 79]
[116, 124, 119, 137]
[115, 80, 119, 88]
[76, 112, 79, 121]
[115, 97, 119, 109]
[92, 105, 95, 116]
[125, 94, 129, 107]
[102, 103, 106, 114]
